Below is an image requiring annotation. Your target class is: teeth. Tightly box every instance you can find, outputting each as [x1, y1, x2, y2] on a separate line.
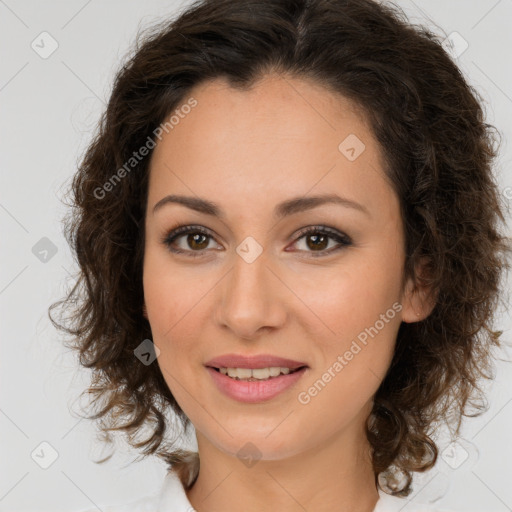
[269, 367, 282, 377]
[219, 367, 295, 380]
[235, 368, 253, 379]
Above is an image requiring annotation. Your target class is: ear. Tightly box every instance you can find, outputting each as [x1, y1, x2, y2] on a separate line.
[400, 257, 437, 323]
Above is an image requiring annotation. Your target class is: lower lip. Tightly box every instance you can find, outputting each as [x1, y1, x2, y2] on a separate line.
[206, 366, 307, 403]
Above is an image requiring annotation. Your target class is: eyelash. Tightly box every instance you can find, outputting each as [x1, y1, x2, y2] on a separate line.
[160, 224, 352, 258]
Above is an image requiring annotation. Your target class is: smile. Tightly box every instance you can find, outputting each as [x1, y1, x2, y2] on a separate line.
[206, 366, 308, 403]
[216, 366, 301, 380]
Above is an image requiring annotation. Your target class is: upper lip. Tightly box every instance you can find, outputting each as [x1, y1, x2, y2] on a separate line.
[205, 353, 308, 370]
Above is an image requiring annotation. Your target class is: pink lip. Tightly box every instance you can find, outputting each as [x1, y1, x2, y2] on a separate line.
[204, 353, 308, 370]
[206, 366, 308, 403]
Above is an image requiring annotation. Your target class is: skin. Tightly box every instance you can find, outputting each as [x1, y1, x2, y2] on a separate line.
[142, 73, 434, 512]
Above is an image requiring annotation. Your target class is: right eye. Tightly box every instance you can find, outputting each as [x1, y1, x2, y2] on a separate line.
[161, 225, 221, 257]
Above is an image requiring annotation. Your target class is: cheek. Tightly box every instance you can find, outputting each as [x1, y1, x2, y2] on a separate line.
[295, 306, 399, 449]
[143, 265, 202, 405]
[291, 254, 403, 346]
[142, 248, 207, 340]
[292, 256, 402, 410]
[142, 250, 214, 391]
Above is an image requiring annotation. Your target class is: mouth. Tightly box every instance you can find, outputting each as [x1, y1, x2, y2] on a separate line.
[205, 363, 309, 403]
[204, 353, 309, 402]
[208, 365, 308, 381]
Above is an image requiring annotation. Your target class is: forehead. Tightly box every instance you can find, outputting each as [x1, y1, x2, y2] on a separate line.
[147, 74, 394, 220]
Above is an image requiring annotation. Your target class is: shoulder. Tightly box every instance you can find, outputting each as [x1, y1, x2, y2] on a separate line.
[75, 494, 159, 512]
[74, 469, 193, 512]
[375, 491, 455, 512]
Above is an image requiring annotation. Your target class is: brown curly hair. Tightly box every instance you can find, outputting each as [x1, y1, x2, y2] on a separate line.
[49, 0, 511, 496]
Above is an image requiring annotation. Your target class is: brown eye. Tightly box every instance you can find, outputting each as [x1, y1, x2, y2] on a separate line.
[304, 233, 329, 251]
[289, 226, 352, 257]
[161, 225, 219, 257]
[185, 232, 210, 251]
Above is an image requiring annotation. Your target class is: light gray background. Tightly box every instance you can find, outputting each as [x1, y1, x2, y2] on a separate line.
[1, 1, 511, 511]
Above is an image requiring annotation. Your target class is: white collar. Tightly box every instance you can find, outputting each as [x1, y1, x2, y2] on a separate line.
[157, 470, 197, 511]
[155, 470, 446, 512]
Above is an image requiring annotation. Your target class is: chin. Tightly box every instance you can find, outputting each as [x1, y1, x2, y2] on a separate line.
[218, 436, 303, 463]
[200, 418, 310, 462]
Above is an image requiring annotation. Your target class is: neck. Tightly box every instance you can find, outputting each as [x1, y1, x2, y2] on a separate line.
[186, 418, 379, 512]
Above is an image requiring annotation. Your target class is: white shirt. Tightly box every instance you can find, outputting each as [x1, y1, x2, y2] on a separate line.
[79, 470, 453, 512]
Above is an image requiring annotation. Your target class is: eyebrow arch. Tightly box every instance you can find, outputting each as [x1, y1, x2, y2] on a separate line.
[152, 193, 370, 219]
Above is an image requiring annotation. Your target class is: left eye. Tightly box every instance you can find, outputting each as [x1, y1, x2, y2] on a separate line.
[288, 225, 352, 257]
[161, 225, 352, 258]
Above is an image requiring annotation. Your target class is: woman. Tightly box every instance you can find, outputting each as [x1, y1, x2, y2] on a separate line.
[49, 0, 511, 510]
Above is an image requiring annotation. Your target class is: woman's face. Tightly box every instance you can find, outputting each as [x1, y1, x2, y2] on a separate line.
[143, 74, 425, 462]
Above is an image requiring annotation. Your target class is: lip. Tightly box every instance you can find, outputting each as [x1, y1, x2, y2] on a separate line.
[206, 366, 308, 403]
[204, 353, 308, 370]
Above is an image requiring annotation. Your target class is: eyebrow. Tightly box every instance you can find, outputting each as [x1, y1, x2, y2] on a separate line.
[152, 193, 370, 219]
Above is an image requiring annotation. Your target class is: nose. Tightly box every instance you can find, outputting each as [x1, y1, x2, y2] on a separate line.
[214, 248, 287, 341]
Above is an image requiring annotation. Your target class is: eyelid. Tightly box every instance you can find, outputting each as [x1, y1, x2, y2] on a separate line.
[291, 225, 351, 244]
